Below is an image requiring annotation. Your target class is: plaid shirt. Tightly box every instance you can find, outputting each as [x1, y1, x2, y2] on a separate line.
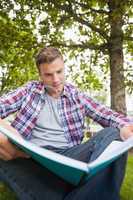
[0, 81, 132, 147]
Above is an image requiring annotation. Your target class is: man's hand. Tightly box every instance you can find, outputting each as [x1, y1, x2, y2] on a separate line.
[120, 125, 133, 141]
[0, 132, 30, 161]
[0, 118, 30, 161]
[0, 133, 30, 161]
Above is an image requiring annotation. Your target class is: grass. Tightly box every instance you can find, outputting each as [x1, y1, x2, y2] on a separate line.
[121, 154, 133, 200]
[0, 183, 17, 200]
[0, 155, 133, 200]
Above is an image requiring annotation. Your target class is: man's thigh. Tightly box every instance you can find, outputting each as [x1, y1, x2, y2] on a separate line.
[0, 158, 72, 200]
[58, 127, 121, 162]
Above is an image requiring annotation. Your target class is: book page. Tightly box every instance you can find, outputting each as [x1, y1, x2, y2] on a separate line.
[88, 136, 133, 168]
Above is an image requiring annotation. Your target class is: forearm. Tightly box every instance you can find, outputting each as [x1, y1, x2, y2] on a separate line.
[0, 118, 22, 138]
[83, 95, 133, 129]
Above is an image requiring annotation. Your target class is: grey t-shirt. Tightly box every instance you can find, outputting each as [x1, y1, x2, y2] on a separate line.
[30, 93, 69, 149]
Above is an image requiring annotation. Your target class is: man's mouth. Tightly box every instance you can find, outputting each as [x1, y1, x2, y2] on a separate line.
[45, 84, 62, 91]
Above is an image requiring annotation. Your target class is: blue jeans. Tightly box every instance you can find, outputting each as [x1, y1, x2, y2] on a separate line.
[0, 128, 127, 200]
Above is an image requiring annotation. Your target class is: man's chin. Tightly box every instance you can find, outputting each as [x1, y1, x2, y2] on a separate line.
[55, 84, 64, 92]
[46, 83, 64, 96]
[55, 88, 62, 95]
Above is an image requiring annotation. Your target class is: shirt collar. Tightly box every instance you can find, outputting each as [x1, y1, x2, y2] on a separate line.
[32, 81, 45, 95]
[33, 81, 72, 99]
[61, 84, 72, 98]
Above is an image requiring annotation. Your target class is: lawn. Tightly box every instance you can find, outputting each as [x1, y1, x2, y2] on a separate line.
[0, 155, 133, 200]
[121, 154, 133, 200]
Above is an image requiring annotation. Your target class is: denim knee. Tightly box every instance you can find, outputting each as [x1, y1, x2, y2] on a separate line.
[89, 127, 121, 161]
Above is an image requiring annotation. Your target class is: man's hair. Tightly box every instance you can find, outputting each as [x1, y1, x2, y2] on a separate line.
[35, 47, 63, 69]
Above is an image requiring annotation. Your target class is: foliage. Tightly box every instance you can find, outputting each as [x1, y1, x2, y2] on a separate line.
[0, 2, 39, 94]
[0, 0, 133, 111]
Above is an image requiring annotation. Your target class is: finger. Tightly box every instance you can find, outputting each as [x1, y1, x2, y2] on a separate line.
[4, 143, 30, 159]
[0, 135, 20, 156]
[7, 143, 30, 159]
[14, 149, 30, 159]
[0, 146, 30, 160]
[0, 148, 14, 161]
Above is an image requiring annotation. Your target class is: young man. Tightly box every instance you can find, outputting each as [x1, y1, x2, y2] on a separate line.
[0, 47, 133, 200]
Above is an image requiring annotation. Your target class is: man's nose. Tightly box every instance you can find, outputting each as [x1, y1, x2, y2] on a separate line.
[53, 74, 59, 82]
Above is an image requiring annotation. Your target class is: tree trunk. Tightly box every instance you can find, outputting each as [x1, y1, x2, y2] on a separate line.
[108, 1, 127, 114]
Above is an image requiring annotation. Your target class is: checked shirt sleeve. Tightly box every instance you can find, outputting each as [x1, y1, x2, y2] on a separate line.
[78, 92, 133, 129]
[0, 82, 31, 119]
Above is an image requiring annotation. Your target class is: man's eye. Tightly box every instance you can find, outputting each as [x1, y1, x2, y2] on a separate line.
[57, 70, 62, 74]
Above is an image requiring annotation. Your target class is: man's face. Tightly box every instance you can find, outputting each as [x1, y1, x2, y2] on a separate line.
[39, 57, 65, 98]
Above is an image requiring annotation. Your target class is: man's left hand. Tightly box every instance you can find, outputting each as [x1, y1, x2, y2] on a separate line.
[120, 125, 133, 140]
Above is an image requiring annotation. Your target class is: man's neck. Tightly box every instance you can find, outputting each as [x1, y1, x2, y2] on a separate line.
[46, 90, 61, 99]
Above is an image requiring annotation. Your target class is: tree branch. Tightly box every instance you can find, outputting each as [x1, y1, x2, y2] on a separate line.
[49, 40, 108, 53]
[72, 13, 109, 40]
[128, 22, 133, 25]
[72, 1, 109, 14]
[90, 7, 109, 14]
[45, 0, 109, 40]
[124, 36, 133, 41]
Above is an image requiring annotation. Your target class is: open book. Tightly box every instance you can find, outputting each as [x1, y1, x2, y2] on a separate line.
[0, 125, 133, 186]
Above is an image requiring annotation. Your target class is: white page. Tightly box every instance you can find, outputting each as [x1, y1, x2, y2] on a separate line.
[88, 136, 133, 168]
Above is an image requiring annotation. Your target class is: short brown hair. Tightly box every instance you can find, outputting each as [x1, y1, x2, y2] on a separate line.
[35, 47, 63, 69]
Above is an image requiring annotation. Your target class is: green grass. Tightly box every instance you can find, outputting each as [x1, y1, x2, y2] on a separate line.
[121, 154, 133, 200]
[0, 155, 133, 200]
[0, 183, 17, 200]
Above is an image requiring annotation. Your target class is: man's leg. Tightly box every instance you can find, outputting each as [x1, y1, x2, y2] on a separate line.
[0, 158, 72, 200]
[60, 127, 127, 200]
[64, 154, 127, 200]
[59, 127, 122, 162]
[0, 127, 128, 200]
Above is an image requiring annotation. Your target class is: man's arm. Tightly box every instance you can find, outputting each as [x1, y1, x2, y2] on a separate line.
[78, 92, 133, 140]
[0, 82, 33, 118]
[0, 118, 29, 161]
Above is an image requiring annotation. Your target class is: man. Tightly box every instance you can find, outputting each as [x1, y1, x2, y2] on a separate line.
[0, 47, 133, 200]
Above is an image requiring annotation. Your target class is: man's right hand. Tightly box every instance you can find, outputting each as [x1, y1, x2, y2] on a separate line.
[0, 132, 30, 161]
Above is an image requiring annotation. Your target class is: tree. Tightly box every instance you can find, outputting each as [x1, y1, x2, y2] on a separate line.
[43, 0, 133, 114]
[0, 0, 133, 114]
[32, 0, 133, 114]
[0, 1, 38, 94]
